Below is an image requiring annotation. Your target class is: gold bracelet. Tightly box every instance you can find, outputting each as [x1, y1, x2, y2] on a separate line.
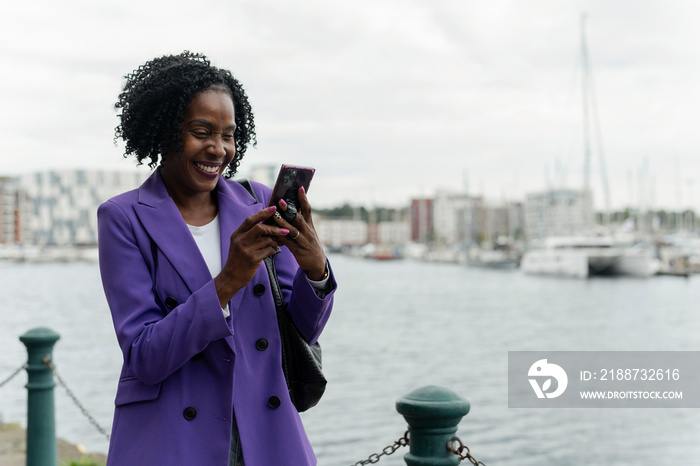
[310, 263, 329, 281]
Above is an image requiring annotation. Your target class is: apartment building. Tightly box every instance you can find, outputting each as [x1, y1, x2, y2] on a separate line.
[524, 188, 592, 241]
[432, 190, 481, 246]
[0, 176, 31, 244]
[20, 169, 149, 246]
[410, 198, 432, 243]
[316, 218, 368, 248]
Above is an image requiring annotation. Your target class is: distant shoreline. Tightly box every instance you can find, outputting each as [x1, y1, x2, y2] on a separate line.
[0, 245, 98, 264]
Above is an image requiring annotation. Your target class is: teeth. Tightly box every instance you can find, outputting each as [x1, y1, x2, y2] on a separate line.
[195, 163, 219, 174]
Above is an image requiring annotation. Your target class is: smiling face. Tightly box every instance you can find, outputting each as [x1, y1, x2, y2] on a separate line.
[160, 88, 237, 206]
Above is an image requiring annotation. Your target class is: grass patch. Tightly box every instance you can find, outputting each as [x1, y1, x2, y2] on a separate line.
[0, 421, 22, 432]
[60, 457, 106, 466]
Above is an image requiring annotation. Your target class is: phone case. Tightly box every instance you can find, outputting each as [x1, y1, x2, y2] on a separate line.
[265, 164, 315, 222]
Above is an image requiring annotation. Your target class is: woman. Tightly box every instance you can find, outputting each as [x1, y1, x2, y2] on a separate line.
[98, 51, 336, 465]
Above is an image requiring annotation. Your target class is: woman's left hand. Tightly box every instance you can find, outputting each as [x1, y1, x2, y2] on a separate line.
[273, 187, 327, 280]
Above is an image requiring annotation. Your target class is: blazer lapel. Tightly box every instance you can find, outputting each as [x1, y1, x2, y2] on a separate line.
[134, 171, 211, 295]
[216, 177, 264, 313]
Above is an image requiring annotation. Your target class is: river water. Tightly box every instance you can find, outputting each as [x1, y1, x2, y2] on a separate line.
[1, 255, 699, 465]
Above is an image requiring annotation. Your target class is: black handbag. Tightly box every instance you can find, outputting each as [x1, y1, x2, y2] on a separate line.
[238, 180, 327, 412]
[263, 256, 327, 412]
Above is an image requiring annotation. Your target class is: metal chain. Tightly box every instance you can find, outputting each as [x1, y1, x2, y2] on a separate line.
[9, 359, 487, 464]
[0, 362, 27, 389]
[350, 430, 409, 465]
[43, 357, 111, 441]
[447, 437, 487, 465]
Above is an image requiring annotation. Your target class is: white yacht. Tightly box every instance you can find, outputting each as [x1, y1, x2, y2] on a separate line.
[521, 236, 661, 278]
[520, 236, 620, 278]
[610, 243, 661, 277]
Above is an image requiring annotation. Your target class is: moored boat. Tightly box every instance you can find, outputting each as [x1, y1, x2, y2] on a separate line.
[467, 247, 519, 269]
[520, 236, 620, 278]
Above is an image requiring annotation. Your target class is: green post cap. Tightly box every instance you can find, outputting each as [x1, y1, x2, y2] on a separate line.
[395, 386, 471, 466]
[396, 385, 470, 427]
[19, 327, 61, 345]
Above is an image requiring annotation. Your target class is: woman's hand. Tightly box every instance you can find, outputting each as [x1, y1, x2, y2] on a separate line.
[273, 187, 327, 281]
[215, 206, 289, 307]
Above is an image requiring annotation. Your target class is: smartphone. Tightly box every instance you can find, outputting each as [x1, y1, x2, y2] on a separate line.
[265, 164, 315, 223]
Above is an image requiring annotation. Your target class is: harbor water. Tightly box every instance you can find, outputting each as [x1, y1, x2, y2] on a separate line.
[1, 254, 699, 465]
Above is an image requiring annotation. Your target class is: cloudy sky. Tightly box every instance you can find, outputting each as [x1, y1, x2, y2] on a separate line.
[2, 0, 699, 210]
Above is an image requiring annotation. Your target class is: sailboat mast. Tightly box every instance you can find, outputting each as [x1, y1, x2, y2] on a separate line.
[580, 13, 594, 228]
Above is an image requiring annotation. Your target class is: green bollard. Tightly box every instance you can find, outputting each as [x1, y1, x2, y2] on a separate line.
[20, 327, 60, 466]
[396, 385, 470, 466]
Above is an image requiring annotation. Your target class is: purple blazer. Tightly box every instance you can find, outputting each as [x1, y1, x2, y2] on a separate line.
[97, 170, 335, 465]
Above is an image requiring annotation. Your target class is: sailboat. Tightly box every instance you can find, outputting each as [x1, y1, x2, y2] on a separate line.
[520, 14, 659, 278]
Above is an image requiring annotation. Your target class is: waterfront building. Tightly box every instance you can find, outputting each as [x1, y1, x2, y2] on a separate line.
[0, 176, 31, 244]
[376, 220, 410, 246]
[410, 198, 433, 243]
[316, 218, 368, 249]
[479, 201, 526, 244]
[507, 202, 525, 240]
[20, 169, 149, 246]
[481, 203, 509, 244]
[432, 191, 481, 246]
[524, 188, 592, 241]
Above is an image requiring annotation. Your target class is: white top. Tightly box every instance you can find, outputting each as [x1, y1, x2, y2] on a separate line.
[187, 215, 229, 317]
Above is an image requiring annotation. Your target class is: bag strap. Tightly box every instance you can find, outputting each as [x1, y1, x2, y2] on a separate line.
[149, 236, 169, 315]
[263, 256, 286, 311]
[238, 179, 258, 203]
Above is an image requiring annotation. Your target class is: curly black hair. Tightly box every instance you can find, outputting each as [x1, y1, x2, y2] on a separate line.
[114, 51, 256, 178]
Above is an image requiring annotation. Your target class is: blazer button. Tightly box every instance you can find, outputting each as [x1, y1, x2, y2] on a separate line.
[255, 338, 268, 351]
[183, 407, 197, 420]
[253, 284, 266, 296]
[164, 297, 178, 310]
[268, 396, 281, 409]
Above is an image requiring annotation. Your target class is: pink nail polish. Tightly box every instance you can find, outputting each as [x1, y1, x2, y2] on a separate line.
[300, 186, 305, 195]
[280, 228, 290, 235]
[280, 199, 287, 208]
[267, 206, 276, 212]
